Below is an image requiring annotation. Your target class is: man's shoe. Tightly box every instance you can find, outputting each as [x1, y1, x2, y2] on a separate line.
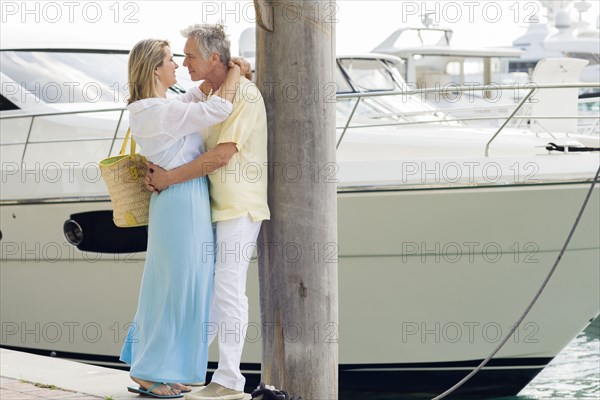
[185, 382, 245, 400]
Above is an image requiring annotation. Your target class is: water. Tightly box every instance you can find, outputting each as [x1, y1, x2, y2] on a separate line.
[370, 318, 600, 400]
[389, 318, 600, 400]
[500, 316, 600, 400]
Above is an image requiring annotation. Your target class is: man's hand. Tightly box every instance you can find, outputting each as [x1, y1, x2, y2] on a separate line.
[231, 56, 253, 81]
[146, 161, 171, 193]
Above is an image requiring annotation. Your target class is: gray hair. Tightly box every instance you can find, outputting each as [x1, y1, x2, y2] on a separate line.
[181, 23, 231, 66]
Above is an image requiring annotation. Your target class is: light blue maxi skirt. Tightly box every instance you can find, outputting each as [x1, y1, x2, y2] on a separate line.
[120, 177, 214, 383]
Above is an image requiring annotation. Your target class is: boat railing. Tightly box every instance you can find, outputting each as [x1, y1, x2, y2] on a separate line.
[1, 108, 128, 165]
[336, 82, 600, 156]
[0, 83, 598, 166]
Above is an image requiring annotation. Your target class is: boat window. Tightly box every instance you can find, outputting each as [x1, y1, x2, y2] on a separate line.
[0, 51, 130, 104]
[579, 96, 599, 112]
[336, 60, 449, 126]
[0, 94, 19, 110]
[336, 91, 448, 128]
[565, 52, 600, 66]
[445, 58, 487, 82]
[509, 61, 538, 74]
[0, 51, 193, 104]
[336, 98, 388, 126]
[335, 64, 354, 94]
[338, 58, 399, 92]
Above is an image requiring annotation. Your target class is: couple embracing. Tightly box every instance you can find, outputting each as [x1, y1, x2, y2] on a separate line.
[120, 23, 269, 400]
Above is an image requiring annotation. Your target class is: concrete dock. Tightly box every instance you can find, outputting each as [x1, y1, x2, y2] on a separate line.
[1, 348, 135, 399]
[0, 349, 251, 399]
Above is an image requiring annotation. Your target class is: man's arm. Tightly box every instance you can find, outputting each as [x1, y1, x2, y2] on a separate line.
[146, 142, 238, 191]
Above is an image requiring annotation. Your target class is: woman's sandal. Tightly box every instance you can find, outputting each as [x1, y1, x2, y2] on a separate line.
[127, 382, 184, 398]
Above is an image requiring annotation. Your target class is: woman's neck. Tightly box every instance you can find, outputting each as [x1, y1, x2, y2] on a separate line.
[154, 87, 167, 99]
[154, 81, 168, 98]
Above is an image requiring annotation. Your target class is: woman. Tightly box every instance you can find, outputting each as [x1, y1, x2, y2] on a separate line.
[119, 39, 243, 398]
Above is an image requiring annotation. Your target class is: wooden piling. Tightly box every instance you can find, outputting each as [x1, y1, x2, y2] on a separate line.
[255, 1, 339, 398]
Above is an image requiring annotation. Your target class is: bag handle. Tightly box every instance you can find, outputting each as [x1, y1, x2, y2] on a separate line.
[119, 128, 137, 156]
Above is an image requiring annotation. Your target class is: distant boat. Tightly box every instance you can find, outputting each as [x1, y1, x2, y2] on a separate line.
[372, 24, 523, 90]
[370, 7, 599, 133]
[511, 0, 599, 82]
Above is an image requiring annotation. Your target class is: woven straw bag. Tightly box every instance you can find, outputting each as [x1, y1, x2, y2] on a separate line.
[100, 128, 151, 227]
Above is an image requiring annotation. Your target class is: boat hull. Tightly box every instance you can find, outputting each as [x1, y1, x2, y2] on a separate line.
[1, 182, 598, 397]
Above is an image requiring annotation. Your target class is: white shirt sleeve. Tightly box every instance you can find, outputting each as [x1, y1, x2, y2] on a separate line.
[176, 85, 207, 103]
[162, 96, 232, 140]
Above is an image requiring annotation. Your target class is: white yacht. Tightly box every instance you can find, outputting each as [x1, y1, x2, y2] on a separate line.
[369, 23, 548, 133]
[511, 0, 599, 82]
[373, 25, 522, 88]
[371, 2, 600, 134]
[1, 42, 599, 398]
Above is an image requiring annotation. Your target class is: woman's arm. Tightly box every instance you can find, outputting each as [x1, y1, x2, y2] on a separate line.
[231, 57, 252, 81]
[146, 64, 247, 191]
[177, 58, 249, 103]
[215, 63, 241, 103]
[146, 142, 238, 191]
[175, 61, 243, 103]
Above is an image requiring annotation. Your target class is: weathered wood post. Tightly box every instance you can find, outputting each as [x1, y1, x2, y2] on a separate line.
[254, 0, 338, 398]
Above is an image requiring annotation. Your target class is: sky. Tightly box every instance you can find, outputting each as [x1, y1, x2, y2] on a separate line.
[1, 0, 599, 54]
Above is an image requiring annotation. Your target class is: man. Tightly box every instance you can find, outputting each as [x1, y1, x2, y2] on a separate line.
[147, 24, 269, 400]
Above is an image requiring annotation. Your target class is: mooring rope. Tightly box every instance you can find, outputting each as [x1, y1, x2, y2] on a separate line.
[432, 164, 600, 400]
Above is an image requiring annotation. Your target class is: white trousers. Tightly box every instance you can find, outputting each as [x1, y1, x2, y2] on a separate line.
[207, 215, 262, 391]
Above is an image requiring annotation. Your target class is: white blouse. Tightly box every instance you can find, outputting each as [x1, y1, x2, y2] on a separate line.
[126, 86, 232, 170]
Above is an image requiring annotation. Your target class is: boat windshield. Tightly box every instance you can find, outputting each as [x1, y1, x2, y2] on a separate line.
[0, 50, 194, 166]
[0, 50, 193, 104]
[338, 58, 399, 92]
[337, 57, 449, 126]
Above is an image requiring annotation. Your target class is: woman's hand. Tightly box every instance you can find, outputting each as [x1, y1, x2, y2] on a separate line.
[230, 56, 252, 80]
[216, 62, 242, 103]
[200, 80, 212, 96]
[146, 161, 171, 193]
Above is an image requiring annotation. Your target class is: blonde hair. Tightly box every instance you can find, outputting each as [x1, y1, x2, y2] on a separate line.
[180, 23, 231, 66]
[127, 39, 170, 104]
